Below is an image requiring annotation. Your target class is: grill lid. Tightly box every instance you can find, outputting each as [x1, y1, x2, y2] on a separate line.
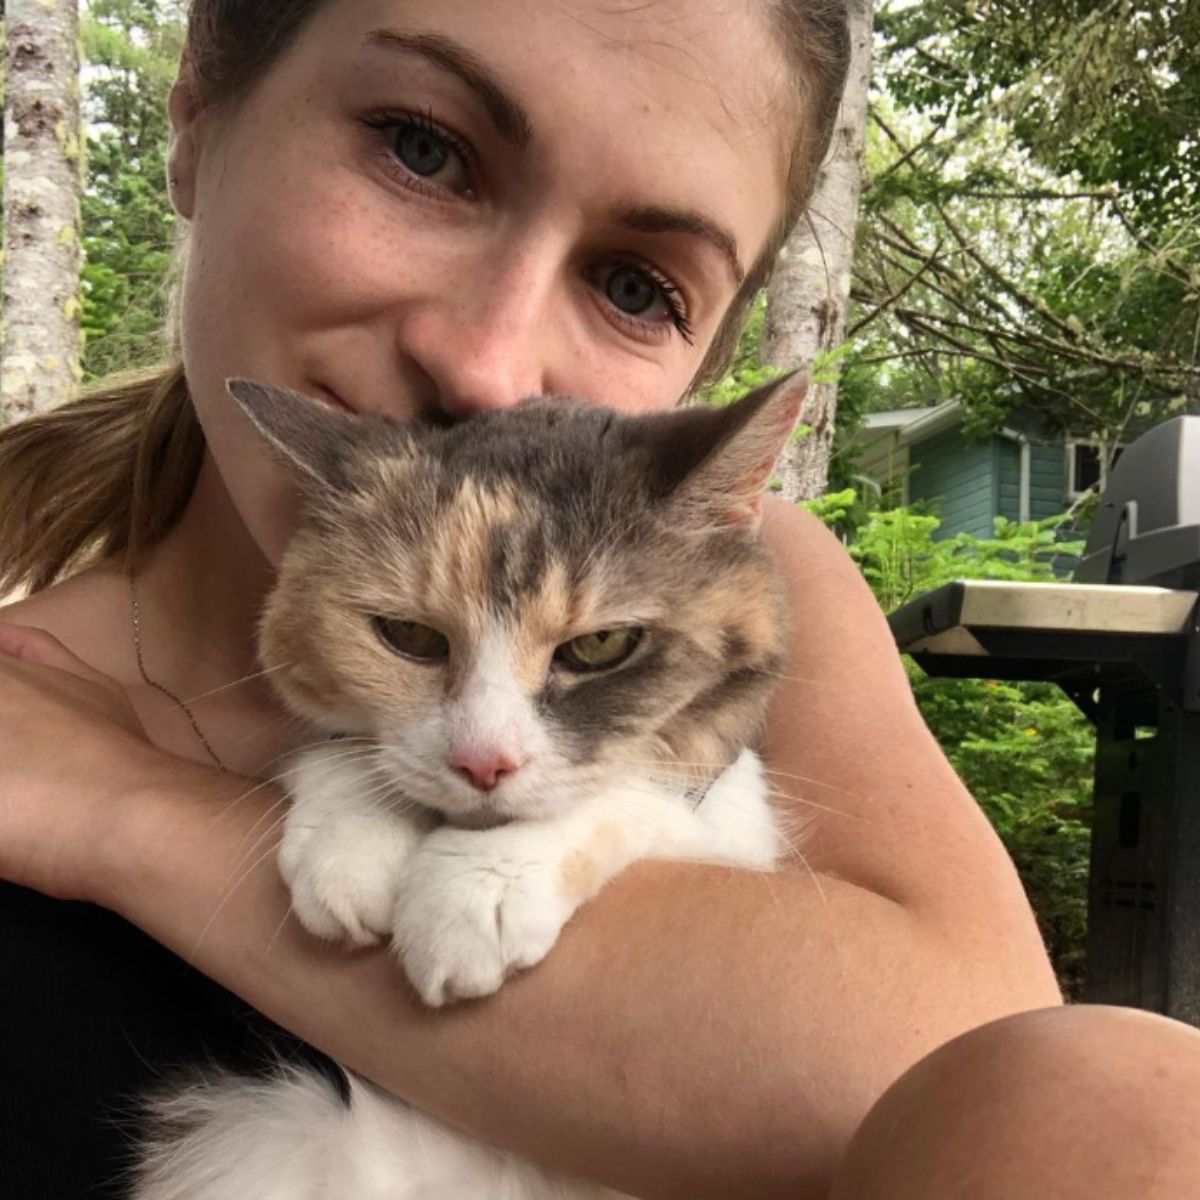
[1073, 416, 1200, 589]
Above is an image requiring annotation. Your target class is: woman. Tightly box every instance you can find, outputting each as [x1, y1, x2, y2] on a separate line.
[1, 1, 1198, 1197]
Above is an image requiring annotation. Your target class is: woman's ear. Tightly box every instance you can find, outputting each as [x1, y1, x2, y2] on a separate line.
[166, 48, 203, 219]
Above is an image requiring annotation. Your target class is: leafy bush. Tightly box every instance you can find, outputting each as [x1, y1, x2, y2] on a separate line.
[807, 494, 1094, 994]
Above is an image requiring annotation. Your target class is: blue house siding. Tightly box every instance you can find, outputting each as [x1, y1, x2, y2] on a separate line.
[908, 428, 996, 538]
[995, 439, 1022, 522]
[858, 406, 1080, 541]
[1028, 441, 1067, 520]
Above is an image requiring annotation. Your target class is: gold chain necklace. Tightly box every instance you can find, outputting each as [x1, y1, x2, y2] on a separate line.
[128, 572, 227, 772]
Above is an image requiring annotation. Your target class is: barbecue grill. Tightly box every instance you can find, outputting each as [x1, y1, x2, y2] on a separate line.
[889, 417, 1200, 1023]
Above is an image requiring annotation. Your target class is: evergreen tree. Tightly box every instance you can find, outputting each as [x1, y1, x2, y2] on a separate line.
[79, 0, 185, 380]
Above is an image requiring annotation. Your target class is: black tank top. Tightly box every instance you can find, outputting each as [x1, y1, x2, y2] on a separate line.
[0, 880, 342, 1198]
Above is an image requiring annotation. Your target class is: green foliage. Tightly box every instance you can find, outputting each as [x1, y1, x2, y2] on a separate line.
[700, 296, 858, 402]
[80, 0, 187, 379]
[877, 0, 1200, 231]
[918, 674, 1093, 994]
[696, 296, 787, 406]
[840, 1, 1200, 449]
[806, 496, 1095, 993]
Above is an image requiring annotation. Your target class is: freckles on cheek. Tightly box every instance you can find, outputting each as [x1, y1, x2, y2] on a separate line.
[252, 202, 355, 312]
[585, 359, 685, 415]
[555, 330, 684, 414]
[255, 186, 429, 323]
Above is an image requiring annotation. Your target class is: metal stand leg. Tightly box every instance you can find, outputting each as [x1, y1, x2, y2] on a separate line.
[1086, 686, 1200, 1024]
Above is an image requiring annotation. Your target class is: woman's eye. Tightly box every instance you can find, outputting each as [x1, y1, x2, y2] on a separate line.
[373, 617, 451, 663]
[554, 627, 644, 673]
[595, 263, 695, 345]
[397, 124, 453, 178]
[363, 111, 473, 197]
[607, 266, 661, 317]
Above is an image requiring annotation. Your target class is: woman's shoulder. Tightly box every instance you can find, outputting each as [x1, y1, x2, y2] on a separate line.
[1, 564, 128, 680]
[758, 491, 922, 741]
[756, 495, 1046, 941]
[759, 494, 910, 689]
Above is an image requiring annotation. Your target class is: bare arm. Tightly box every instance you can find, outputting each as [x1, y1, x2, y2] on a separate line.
[87, 500, 1059, 1200]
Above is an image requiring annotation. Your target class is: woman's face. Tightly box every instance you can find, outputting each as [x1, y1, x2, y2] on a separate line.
[171, 0, 790, 559]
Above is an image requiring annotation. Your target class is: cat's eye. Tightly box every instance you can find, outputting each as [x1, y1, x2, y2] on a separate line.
[373, 617, 451, 662]
[554, 627, 644, 673]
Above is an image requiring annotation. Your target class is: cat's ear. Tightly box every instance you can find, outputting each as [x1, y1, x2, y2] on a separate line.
[225, 378, 372, 494]
[649, 372, 807, 530]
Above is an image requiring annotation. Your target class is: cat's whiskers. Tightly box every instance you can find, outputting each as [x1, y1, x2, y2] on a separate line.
[609, 757, 872, 822]
[181, 660, 298, 706]
[234, 717, 300, 757]
[760, 783, 873, 825]
[190, 809, 294, 959]
[262, 739, 385, 781]
[779, 841, 828, 903]
[614, 753, 866, 798]
[220, 748, 391, 886]
[211, 742, 385, 827]
[263, 898, 298, 958]
[759, 766, 867, 797]
[208, 774, 287, 824]
[233, 709, 310, 750]
[754, 667, 830, 686]
[342, 776, 424, 821]
[250, 734, 380, 771]
[228, 793, 294, 883]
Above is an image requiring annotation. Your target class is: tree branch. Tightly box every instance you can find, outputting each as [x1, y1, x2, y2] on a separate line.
[847, 239, 945, 340]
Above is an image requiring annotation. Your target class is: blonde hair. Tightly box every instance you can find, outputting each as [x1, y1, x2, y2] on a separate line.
[0, 0, 849, 596]
[0, 365, 203, 594]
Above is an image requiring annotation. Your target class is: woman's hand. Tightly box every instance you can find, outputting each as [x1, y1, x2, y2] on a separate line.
[0, 619, 164, 902]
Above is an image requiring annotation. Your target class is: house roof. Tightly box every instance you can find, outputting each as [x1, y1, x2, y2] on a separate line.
[858, 401, 962, 447]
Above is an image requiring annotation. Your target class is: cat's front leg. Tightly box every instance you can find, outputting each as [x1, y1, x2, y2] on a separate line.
[279, 741, 435, 947]
[392, 784, 686, 1007]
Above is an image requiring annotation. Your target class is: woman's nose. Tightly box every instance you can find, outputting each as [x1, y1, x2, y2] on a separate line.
[398, 255, 553, 421]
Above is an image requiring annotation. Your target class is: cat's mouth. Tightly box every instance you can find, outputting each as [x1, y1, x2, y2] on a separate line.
[443, 809, 514, 832]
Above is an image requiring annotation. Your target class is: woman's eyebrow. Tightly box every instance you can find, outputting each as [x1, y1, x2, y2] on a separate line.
[362, 29, 743, 287]
[619, 206, 745, 286]
[364, 29, 534, 149]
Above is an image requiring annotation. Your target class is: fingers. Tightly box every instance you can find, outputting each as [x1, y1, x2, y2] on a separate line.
[0, 620, 109, 686]
[0, 620, 146, 740]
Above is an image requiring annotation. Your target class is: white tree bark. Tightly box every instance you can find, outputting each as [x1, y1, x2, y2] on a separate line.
[763, 0, 875, 500]
[2, 0, 83, 424]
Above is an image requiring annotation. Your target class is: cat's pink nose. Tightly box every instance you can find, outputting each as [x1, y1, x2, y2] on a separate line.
[449, 745, 523, 792]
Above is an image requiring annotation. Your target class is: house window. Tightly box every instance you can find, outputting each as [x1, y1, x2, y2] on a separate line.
[1066, 440, 1124, 500]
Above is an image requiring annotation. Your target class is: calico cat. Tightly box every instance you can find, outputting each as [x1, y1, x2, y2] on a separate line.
[131, 373, 804, 1200]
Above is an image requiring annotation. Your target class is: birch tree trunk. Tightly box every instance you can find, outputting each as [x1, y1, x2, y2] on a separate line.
[763, 0, 875, 500]
[1, 0, 82, 425]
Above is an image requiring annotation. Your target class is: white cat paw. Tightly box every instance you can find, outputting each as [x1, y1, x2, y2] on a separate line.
[280, 809, 425, 948]
[392, 828, 576, 1007]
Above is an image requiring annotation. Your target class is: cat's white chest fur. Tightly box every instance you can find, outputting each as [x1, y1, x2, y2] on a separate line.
[133, 749, 780, 1200]
[281, 742, 781, 1007]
